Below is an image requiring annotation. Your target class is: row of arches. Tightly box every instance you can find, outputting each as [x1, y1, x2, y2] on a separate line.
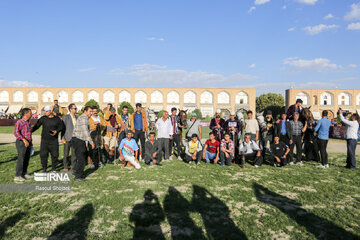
[296, 91, 360, 106]
[0, 90, 249, 105]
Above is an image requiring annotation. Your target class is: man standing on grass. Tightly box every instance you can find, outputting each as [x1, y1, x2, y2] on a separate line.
[156, 111, 173, 161]
[210, 109, 226, 141]
[244, 110, 259, 142]
[71, 106, 95, 182]
[144, 132, 162, 166]
[225, 111, 242, 155]
[32, 105, 64, 173]
[202, 132, 220, 164]
[339, 109, 359, 169]
[275, 113, 293, 150]
[61, 103, 78, 172]
[289, 112, 307, 166]
[130, 103, 148, 160]
[13, 108, 33, 182]
[185, 134, 203, 164]
[185, 113, 202, 141]
[119, 131, 141, 169]
[103, 107, 121, 164]
[169, 107, 182, 160]
[118, 105, 130, 144]
[88, 106, 106, 168]
[314, 110, 331, 169]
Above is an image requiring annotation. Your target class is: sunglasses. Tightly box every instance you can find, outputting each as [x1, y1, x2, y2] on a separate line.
[72, 108, 77, 110]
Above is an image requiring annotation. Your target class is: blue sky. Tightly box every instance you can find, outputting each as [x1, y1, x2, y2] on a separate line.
[0, 0, 359, 95]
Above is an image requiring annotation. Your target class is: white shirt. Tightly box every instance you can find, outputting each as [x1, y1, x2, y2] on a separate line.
[245, 118, 259, 134]
[156, 118, 173, 139]
[240, 141, 260, 154]
[340, 114, 359, 140]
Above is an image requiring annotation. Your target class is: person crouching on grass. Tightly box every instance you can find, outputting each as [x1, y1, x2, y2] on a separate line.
[118, 131, 141, 169]
[144, 132, 163, 166]
[202, 132, 220, 164]
[185, 134, 203, 165]
[269, 135, 290, 167]
[220, 133, 235, 166]
[239, 133, 263, 168]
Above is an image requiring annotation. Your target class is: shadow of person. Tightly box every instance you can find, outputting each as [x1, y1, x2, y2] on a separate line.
[129, 190, 165, 240]
[253, 183, 359, 240]
[192, 185, 248, 240]
[48, 203, 94, 240]
[0, 212, 25, 238]
[164, 186, 206, 240]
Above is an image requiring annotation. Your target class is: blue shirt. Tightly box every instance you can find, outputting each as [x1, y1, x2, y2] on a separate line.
[119, 138, 139, 157]
[314, 117, 331, 140]
[134, 112, 143, 130]
[281, 121, 287, 135]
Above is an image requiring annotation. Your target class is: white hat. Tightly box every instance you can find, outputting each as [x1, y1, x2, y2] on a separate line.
[230, 111, 236, 115]
[44, 105, 53, 111]
[216, 109, 221, 114]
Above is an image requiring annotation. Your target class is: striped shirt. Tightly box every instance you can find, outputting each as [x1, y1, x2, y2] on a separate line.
[72, 114, 93, 144]
[14, 118, 32, 141]
[290, 121, 303, 136]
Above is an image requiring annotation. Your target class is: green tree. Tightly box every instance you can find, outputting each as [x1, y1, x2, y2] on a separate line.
[157, 110, 165, 119]
[191, 109, 203, 119]
[118, 101, 134, 115]
[256, 93, 285, 118]
[204, 115, 211, 122]
[84, 99, 100, 110]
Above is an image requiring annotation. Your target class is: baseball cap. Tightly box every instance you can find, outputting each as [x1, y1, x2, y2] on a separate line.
[44, 105, 53, 111]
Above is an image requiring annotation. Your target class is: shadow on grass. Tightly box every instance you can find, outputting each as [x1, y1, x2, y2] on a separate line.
[253, 183, 359, 240]
[48, 203, 94, 240]
[129, 190, 165, 240]
[0, 151, 40, 166]
[0, 212, 25, 238]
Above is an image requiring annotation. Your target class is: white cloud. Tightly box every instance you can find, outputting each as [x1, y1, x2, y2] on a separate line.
[288, 27, 296, 32]
[249, 64, 256, 68]
[131, 64, 167, 70]
[284, 57, 339, 71]
[303, 24, 339, 35]
[108, 68, 125, 76]
[347, 22, 360, 30]
[78, 67, 96, 72]
[248, 6, 256, 14]
[348, 64, 358, 68]
[295, 0, 318, 5]
[0, 80, 46, 87]
[324, 13, 334, 20]
[255, 0, 270, 5]
[147, 37, 165, 41]
[344, 2, 360, 21]
[282, 5, 287, 10]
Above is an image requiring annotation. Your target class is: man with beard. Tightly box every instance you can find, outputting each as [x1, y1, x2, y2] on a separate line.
[103, 107, 121, 164]
[32, 105, 64, 172]
[224, 111, 242, 159]
[88, 106, 106, 168]
[210, 109, 226, 141]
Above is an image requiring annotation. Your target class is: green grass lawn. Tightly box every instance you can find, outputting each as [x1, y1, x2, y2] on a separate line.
[0, 143, 359, 239]
[0, 126, 42, 135]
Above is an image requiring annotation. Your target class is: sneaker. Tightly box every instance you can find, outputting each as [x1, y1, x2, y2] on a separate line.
[206, 160, 210, 164]
[196, 162, 200, 165]
[324, 164, 329, 168]
[52, 170, 59, 173]
[254, 165, 259, 168]
[177, 156, 182, 161]
[150, 162, 154, 166]
[64, 168, 69, 172]
[221, 163, 225, 167]
[288, 162, 294, 165]
[14, 176, 26, 182]
[296, 161, 304, 166]
[155, 163, 162, 166]
[99, 163, 104, 168]
[24, 174, 33, 179]
[316, 164, 325, 168]
[89, 164, 95, 170]
[241, 165, 246, 169]
[74, 178, 87, 182]
[273, 164, 277, 167]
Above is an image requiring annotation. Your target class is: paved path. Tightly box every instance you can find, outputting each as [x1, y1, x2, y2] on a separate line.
[0, 133, 359, 153]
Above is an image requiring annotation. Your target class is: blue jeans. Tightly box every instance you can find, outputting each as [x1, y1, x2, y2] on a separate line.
[346, 139, 357, 169]
[205, 151, 217, 163]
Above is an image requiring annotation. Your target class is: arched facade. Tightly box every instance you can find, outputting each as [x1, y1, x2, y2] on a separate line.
[57, 90, 68, 103]
[296, 92, 309, 105]
[103, 90, 115, 103]
[88, 90, 99, 102]
[167, 90, 180, 104]
[0, 90, 9, 102]
[338, 92, 351, 106]
[184, 90, 196, 104]
[217, 91, 230, 105]
[42, 91, 54, 103]
[27, 91, 38, 102]
[72, 90, 84, 103]
[235, 91, 248, 104]
[200, 91, 213, 104]
[119, 90, 131, 103]
[357, 94, 360, 106]
[135, 91, 147, 103]
[320, 92, 333, 106]
[151, 90, 163, 104]
[13, 91, 23, 103]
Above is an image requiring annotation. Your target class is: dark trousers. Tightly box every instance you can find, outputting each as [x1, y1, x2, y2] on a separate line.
[63, 140, 76, 169]
[118, 131, 126, 145]
[229, 132, 239, 159]
[72, 137, 88, 179]
[169, 133, 181, 157]
[243, 152, 263, 166]
[15, 139, 32, 177]
[317, 138, 328, 166]
[220, 151, 233, 166]
[159, 138, 170, 159]
[40, 140, 59, 171]
[290, 135, 302, 163]
[185, 151, 202, 163]
[269, 155, 287, 166]
[346, 139, 357, 169]
[280, 134, 290, 146]
[134, 130, 145, 158]
[144, 151, 163, 164]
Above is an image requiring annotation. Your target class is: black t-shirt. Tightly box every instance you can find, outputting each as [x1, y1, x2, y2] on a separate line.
[32, 115, 64, 141]
[270, 142, 287, 157]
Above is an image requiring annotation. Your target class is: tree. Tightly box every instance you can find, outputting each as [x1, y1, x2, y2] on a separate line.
[157, 110, 165, 119]
[118, 101, 134, 115]
[191, 109, 203, 120]
[256, 93, 285, 118]
[84, 99, 100, 110]
[204, 115, 211, 122]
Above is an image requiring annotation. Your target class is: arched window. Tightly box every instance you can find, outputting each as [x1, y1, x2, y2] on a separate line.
[72, 90, 84, 103]
[57, 90, 68, 103]
[0, 91, 9, 102]
[135, 91, 147, 103]
[13, 91, 24, 103]
[119, 90, 131, 103]
[200, 91, 213, 104]
[296, 92, 309, 105]
[103, 90, 115, 103]
[42, 91, 53, 103]
[167, 91, 180, 104]
[235, 91, 248, 104]
[27, 91, 38, 102]
[356, 94, 360, 106]
[87, 90, 99, 102]
[217, 91, 230, 104]
[151, 90, 163, 104]
[184, 91, 196, 104]
[338, 92, 351, 106]
[320, 92, 333, 106]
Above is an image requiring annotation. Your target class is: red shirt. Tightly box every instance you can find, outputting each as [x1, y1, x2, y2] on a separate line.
[205, 139, 219, 153]
[14, 118, 32, 141]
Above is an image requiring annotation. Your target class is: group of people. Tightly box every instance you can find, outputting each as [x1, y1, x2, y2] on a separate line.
[13, 98, 359, 182]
